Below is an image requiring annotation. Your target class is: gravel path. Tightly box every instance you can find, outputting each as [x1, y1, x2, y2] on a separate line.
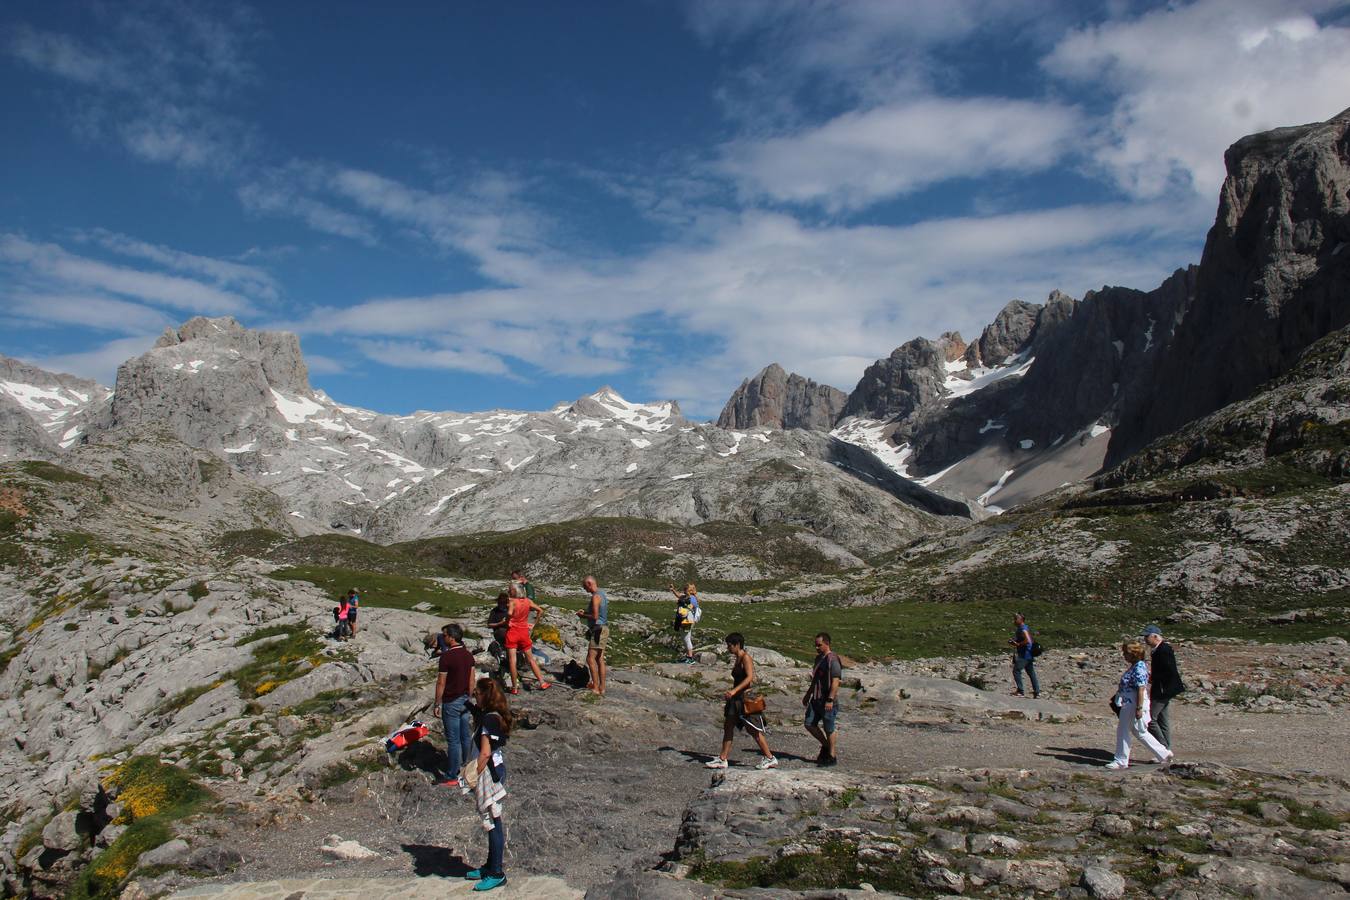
[196, 640, 1350, 893]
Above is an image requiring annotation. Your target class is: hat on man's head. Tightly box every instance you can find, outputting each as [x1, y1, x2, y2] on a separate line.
[1142, 624, 1163, 637]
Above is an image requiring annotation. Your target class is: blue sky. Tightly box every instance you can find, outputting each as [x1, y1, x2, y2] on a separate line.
[3, 0, 1349, 418]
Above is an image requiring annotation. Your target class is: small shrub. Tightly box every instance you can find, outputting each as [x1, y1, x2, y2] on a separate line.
[63, 622, 80, 632]
[187, 581, 210, 600]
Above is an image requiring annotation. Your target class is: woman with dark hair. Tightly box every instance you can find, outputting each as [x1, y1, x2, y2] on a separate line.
[463, 677, 513, 892]
[705, 633, 776, 770]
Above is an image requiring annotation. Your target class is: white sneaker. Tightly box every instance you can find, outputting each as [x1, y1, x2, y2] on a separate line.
[755, 756, 779, 770]
[704, 758, 728, 769]
[1105, 760, 1129, 770]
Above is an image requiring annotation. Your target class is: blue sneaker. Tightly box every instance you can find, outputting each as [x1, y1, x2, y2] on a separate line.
[463, 869, 481, 880]
[474, 875, 507, 891]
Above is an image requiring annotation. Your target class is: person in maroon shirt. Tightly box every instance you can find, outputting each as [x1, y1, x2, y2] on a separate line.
[434, 624, 475, 787]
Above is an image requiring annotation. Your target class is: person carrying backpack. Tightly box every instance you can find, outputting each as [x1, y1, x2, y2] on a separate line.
[1008, 612, 1040, 698]
[669, 582, 701, 664]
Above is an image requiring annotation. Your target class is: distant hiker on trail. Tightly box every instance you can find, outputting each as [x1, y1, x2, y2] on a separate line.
[1009, 613, 1039, 698]
[347, 588, 360, 636]
[1107, 640, 1174, 770]
[803, 632, 841, 767]
[435, 623, 475, 789]
[706, 633, 776, 770]
[504, 582, 551, 695]
[462, 677, 512, 892]
[670, 582, 700, 664]
[333, 596, 351, 641]
[1144, 624, 1185, 750]
[511, 570, 536, 602]
[577, 576, 609, 696]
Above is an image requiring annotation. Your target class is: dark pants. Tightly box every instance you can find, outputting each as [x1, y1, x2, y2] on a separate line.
[1147, 698, 1172, 749]
[441, 695, 472, 779]
[485, 759, 506, 877]
[1013, 656, 1040, 695]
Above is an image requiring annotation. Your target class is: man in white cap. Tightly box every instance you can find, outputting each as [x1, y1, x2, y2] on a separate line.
[1143, 624, 1184, 751]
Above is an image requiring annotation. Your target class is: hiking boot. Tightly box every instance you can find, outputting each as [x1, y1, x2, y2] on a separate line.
[704, 757, 728, 769]
[755, 756, 779, 770]
[473, 875, 506, 892]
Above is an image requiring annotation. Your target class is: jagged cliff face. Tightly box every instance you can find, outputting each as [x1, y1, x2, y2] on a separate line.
[717, 364, 848, 430]
[1110, 107, 1350, 464]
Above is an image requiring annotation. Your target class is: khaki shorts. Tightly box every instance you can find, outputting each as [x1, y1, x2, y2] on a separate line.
[588, 625, 610, 651]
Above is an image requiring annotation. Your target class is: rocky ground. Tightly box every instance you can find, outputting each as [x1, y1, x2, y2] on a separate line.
[47, 635, 1339, 900]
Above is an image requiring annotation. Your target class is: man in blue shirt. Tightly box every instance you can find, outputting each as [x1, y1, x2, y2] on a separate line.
[1009, 613, 1039, 699]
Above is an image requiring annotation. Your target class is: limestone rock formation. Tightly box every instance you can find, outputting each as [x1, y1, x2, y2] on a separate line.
[1111, 106, 1350, 463]
[0, 354, 111, 454]
[105, 317, 312, 449]
[716, 364, 847, 431]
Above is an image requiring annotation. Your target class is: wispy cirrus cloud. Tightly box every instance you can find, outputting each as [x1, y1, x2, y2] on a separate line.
[720, 97, 1084, 212]
[4, 1, 261, 170]
[20, 334, 159, 386]
[0, 234, 256, 316]
[72, 228, 280, 300]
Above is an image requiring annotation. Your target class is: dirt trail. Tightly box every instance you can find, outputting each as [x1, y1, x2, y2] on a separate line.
[195, 643, 1350, 893]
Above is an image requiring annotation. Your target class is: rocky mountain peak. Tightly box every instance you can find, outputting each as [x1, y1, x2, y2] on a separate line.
[105, 318, 315, 449]
[717, 364, 848, 430]
[1110, 106, 1350, 463]
[937, 332, 967, 363]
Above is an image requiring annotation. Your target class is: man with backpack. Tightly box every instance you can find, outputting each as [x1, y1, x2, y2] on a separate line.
[803, 632, 842, 766]
[1009, 612, 1040, 699]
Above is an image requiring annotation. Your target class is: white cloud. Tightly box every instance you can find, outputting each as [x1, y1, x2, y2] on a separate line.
[287, 195, 1201, 416]
[302, 353, 345, 376]
[353, 340, 513, 378]
[1044, 0, 1350, 198]
[721, 97, 1083, 210]
[0, 235, 254, 315]
[74, 228, 279, 301]
[238, 181, 379, 246]
[1, 292, 171, 334]
[21, 335, 158, 386]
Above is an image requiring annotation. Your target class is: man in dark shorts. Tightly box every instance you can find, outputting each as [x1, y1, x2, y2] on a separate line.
[803, 632, 841, 766]
[433, 623, 475, 788]
[346, 588, 360, 636]
[577, 576, 609, 697]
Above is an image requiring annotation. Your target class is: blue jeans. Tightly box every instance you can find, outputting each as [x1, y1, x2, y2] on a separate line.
[1013, 656, 1040, 695]
[441, 695, 473, 779]
[485, 759, 506, 877]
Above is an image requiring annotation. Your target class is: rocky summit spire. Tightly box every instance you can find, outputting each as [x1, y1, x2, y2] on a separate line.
[717, 364, 848, 431]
